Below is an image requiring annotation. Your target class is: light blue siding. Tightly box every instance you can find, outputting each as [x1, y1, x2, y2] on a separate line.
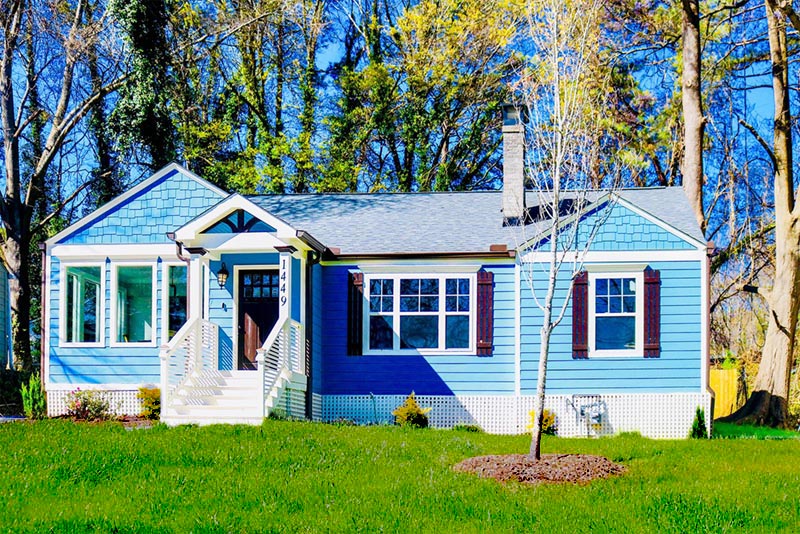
[319, 262, 517, 396]
[58, 169, 225, 245]
[535, 202, 698, 252]
[49, 168, 227, 384]
[49, 258, 162, 385]
[208, 253, 282, 371]
[519, 260, 702, 394]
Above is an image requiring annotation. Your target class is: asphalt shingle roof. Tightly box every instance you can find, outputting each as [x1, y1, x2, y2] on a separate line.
[248, 187, 704, 255]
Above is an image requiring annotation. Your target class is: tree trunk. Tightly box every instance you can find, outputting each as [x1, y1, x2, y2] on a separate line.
[681, 0, 706, 233]
[530, 324, 552, 460]
[6, 236, 32, 371]
[724, 0, 797, 427]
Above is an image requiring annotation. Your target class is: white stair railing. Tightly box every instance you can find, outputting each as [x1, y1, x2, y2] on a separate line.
[160, 318, 219, 408]
[256, 318, 304, 417]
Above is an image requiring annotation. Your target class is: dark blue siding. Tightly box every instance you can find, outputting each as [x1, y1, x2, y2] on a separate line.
[319, 262, 516, 396]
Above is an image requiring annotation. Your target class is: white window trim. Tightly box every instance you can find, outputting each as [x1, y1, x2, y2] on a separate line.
[59, 262, 105, 348]
[588, 270, 645, 358]
[161, 262, 189, 345]
[111, 262, 158, 347]
[362, 273, 477, 356]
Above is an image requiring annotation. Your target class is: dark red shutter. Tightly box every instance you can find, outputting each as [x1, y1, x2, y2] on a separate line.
[644, 269, 661, 358]
[572, 271, 589, 359]
[476, 270, 494, 356]
[348, 272, 364, 355]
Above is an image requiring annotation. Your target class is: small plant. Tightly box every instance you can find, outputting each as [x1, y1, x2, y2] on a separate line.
[453, 423, 483, 433]
[137, 387, 160, 420]
[527, 409, 558, 435]
[66, 388, 111, 421]
[20, 373, 47, 420]
[392, 392, 431, 428]
[689, 406, 708, 439]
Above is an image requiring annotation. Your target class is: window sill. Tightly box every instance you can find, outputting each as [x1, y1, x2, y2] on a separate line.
[110, 341, 157, 348]
[59, 342, 105, 349]
[588, 349, 644, 358]
[360, 349, 478, 357]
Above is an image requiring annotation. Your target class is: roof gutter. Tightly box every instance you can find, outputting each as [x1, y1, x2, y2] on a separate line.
[295, 230, 327, 255]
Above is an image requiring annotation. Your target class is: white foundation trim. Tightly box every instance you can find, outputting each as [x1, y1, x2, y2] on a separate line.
[317, 392, 713, 439]
[47, 387, 145, 417]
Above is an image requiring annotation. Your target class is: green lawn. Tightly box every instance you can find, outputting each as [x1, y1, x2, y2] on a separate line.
[2, 420, 800, 533]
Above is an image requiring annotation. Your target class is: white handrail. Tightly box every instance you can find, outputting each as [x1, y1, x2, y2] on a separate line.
[160, 317, 218, 409]
[256, 318, 305, 417]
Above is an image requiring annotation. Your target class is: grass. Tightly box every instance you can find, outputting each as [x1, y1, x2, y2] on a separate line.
[1, 420, 800, 533]
[713, 421, 800, 440]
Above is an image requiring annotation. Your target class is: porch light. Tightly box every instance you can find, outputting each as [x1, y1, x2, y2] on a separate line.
[216, 263, 229, 288]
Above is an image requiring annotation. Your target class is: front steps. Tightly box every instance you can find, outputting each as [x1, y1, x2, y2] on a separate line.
[162, 370, 264, 426]
[161, 369, 308, 426]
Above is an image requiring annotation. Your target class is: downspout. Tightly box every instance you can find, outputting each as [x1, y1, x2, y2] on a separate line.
[304, 249, 321, 420]
[166, 232, 193, 317]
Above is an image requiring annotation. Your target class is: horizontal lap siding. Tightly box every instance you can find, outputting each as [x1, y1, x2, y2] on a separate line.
[209, 253, 280, 371]
[311, 264, 323, 394]
[49, 258, 164, 385]
[320, 263, 516, 396]
[49, 169, 226, 385]
[520, 260, 702, 394]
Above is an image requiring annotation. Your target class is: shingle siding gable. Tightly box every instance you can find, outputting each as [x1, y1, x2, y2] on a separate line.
[59, 169, 225, 245]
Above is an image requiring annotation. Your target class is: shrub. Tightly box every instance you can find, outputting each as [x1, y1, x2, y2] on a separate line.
[453, 423, 483, 433]
[690, 407, 708, 439]
[66, 388, 111, 421]
[20, 374, 47, 420]
[137, 387, 161, 420]
[392, 392, 431, 428]
[527, 409, 558, 435]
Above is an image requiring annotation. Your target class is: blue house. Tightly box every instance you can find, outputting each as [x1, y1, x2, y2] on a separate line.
[41, 123, 712, 438]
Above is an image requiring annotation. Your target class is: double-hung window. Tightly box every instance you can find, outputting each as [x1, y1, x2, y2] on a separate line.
[62, 265, 103, 345]
[364, 274, 474, 354]
[587, 272, 644, 357]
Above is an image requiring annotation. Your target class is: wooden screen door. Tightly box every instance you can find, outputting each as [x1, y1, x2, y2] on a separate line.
[237, 270, 280, 370]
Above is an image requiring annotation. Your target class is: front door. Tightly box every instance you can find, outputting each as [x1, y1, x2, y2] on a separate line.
[237, 269, 280, 370]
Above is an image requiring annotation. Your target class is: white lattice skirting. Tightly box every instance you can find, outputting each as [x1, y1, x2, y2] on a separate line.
[47, 388, 143, 418]
[273, 387, 307, 420]
[319, 392, 713, 439]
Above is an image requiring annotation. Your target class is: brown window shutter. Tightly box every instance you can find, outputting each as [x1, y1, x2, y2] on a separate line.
[644, 269, 661, 358]
[572, 271, 589, 359]
[348, 272, 364, 355]
[476, 270, 494, 356]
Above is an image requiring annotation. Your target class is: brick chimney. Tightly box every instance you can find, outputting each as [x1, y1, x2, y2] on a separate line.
[502, 104, 526, 224]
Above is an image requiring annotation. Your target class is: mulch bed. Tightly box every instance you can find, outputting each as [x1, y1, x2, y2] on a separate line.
[453, 453, 626, 485]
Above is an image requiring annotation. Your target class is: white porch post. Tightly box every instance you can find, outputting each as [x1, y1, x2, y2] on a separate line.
[188, 253, 204, 320]
[277, 248, 294, 322]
